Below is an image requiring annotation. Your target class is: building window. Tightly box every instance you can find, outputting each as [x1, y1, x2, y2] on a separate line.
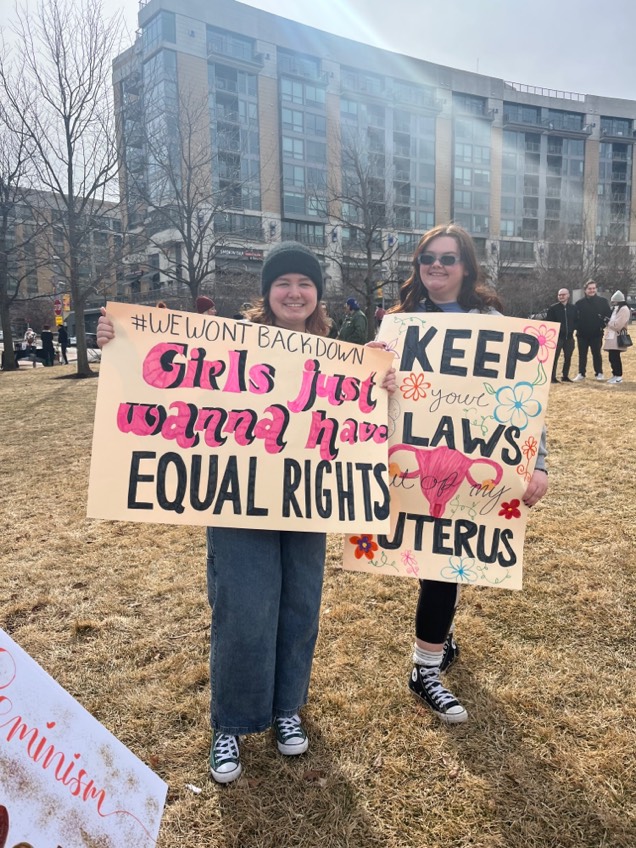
[500, 240, 535, 261]
[503, 103, 540, 125]
[143, 11, 176, 53]
[282, 136, 304, 159]
[600, 116, 632, 137]
[283, 192, 306, 216]
[453, 93, 487, 117]
[282, 108, 303, 133]
[207, 26, 254, 61]
[281, 221, 325, 246]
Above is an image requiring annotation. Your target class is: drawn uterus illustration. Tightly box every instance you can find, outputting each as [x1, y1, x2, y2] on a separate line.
[389, 444, 503, 518]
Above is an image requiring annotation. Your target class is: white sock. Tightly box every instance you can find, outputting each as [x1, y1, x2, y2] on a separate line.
[413, 644, 444, 667]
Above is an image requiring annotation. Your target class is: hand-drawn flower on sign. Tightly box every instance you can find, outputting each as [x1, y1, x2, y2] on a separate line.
[498, 498, 522, 520]
[383, 337, 401, 360]
[350, 534, 378, 560]
[493, 382, 541, 430]
[387, 396, 402, 438]
[400, 549, 419, 576]
[521, 435, 538, 460]
[440, 556, 477, 583]
[523, 323, 558, 363]
[516, 463, 532, 483]
[400, 372, 432, 401]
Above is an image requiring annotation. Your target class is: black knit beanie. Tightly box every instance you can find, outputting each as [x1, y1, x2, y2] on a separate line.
[261, 241, 323, 299]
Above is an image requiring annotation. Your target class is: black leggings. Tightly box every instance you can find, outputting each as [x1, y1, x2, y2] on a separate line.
[415, 579, 460, 644]
[608, 349, 623, 377]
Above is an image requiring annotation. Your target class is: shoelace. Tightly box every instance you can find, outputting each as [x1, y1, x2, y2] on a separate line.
[419, 666, 458, 708]
[213, 733, 239, 762]
[275, 716, 303, 739]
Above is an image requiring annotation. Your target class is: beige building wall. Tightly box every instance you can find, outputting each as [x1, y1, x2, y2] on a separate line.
[435, 115, 452, 224]
[258, 74, 281, 219]
[630, 154, 636, 243]
[583, 138, 599, 242]
[489, 126, 503, 236]
[177, 53, 215, 199]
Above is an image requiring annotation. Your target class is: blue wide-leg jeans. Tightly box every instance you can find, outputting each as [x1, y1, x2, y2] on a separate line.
[206, 527, 326, 735]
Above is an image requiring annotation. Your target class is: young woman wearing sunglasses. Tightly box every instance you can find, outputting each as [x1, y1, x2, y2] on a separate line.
[388, 223, 549, 723]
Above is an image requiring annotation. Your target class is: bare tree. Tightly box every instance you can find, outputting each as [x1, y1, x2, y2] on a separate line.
[123, 79, 265, 309]
[325, 130, 398, 339]
[536, 223, 634, 301]
[0, 0, 123, 376]
[0, 101, 37, 370]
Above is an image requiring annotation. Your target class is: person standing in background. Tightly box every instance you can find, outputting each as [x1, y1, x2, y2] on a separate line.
[574, 280, 611, 381]
[24, 326, 37, 368]
[196, 296, 217, 316]
[338, 298, 367, 344]
[57, 324, 69, 364]
[40, 325, 55, 367]
[603, 290, 631, 384]
[546, 288, 576, 383]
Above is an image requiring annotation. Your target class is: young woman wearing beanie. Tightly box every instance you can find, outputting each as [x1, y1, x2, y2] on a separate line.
[603, 290, 631, 384]
[96, 241, 394, 784]
[205, 240, 329, 783]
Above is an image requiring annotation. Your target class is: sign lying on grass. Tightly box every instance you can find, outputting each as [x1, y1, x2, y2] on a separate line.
[88, 302, 393, 532]
[342, 313, 557, 590]
[0, 629, 167, 848]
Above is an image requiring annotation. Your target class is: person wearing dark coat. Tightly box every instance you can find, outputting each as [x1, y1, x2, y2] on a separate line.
[546, 288, 576, 382]
[41, 325, 55, 367]
[58, 324, 69, 364]
[573, 280, 611, 381]
[337, 298, 367, 344]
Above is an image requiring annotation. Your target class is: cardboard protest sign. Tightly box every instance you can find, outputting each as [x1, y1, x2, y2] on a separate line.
[0, 630, 166, 847]
[342, 313, 558, 590]
[88, 302, 393, 532]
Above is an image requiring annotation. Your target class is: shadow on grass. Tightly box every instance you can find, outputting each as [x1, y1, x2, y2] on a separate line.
[214, 720, 386, 848]
[437, 664, 631, 848]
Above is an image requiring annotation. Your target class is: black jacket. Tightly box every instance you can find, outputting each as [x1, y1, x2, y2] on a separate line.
[574, 295, 611, 338]
[546, 301, 576, 339]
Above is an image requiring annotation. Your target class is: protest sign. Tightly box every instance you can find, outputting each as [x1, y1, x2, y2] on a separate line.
[342, 313, 558, 590]
[88, 302, 393, 532]
[0, 630, 166, 847]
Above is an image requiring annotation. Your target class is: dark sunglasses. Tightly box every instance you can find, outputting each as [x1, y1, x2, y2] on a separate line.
[417, 253, 462, 266]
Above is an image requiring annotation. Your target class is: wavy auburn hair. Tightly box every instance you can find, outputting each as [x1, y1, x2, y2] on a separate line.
[388, 223, 502, 313]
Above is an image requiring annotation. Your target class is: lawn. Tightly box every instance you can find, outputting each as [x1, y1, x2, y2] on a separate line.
[1, 361, 635, 847]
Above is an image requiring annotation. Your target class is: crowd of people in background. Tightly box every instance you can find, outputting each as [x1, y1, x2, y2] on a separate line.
[8, 275, 632, 377]
[546, 279, 632, 385]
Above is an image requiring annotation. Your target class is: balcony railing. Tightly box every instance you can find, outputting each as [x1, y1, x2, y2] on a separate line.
[504, 81, 586, 102]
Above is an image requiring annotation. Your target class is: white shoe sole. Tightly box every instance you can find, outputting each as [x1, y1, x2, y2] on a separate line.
[210, 762, 242, 784]
[436, 706, 469, 724]
[277, 737, 309, 755]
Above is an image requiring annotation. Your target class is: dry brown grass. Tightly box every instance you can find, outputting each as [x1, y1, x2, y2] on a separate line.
[1, 361, 635, 848]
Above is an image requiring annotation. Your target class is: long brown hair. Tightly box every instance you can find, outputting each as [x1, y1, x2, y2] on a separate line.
[388, 223, 502, 313]
[246, 296, 330, 336]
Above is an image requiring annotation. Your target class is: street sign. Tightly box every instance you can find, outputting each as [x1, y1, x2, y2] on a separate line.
[55, 315, 63, 326]
[54, 298, 62, 316]
[62, 294, 71, 313]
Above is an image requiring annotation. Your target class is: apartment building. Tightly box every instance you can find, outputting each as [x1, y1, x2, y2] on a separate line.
[112, 0, 636, 307]
[4, 191, 122, 306]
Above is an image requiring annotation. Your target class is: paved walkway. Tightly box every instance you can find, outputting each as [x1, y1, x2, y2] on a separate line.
[1, 345, 101, 370]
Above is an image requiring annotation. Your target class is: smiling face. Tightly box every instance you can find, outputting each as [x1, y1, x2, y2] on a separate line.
[268, 273, 318, 331]
[418, 235, 467, 304]
[557, 289, 570, 304]
[584, 282, 597, 297]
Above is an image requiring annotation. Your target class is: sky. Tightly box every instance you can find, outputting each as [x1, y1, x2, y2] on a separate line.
[104, 0, 636, 102]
